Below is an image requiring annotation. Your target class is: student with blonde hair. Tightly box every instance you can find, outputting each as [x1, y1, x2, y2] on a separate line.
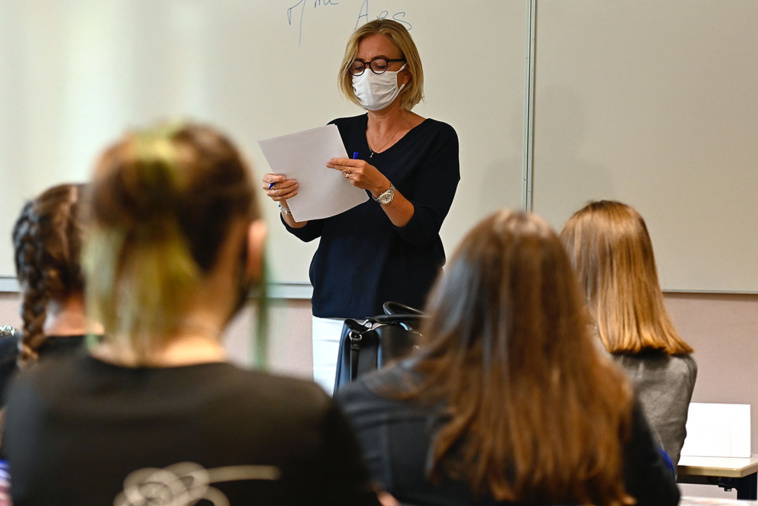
[337, 210, 679, 506]
[3, 122, 382, 506]
[561, 200, 697, 466]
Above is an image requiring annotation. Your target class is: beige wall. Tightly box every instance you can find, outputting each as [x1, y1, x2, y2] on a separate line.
[665, 293, 758, 451]
[4, 291, 757, 423]
[662, 293, 758, 499]
[4, 291, 757, 400]
[0, 292, 19, 326]
[0, 292, 315, 381]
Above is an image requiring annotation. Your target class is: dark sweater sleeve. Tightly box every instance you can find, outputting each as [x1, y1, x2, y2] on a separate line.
[393, 123, 460, 246]
[313, 399, 382, 506]
[281, 213, 324, 242]
[623, 401, 681, 505]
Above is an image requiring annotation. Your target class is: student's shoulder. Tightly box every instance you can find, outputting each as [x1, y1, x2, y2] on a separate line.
[3, 352, 84, 409]
[335, 360, 420, 412]
[676, 353, 697, 370]
[15, 350, 86, 380]
[219, 365, 332, 410]
[639, 352, 697, 377]
[669, 353, 698, 382]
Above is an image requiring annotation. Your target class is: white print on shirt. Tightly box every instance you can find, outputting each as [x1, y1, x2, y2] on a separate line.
[113, 461, 282, 506]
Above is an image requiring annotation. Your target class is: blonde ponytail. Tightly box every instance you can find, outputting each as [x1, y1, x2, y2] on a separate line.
[84, 126, 200, 358]
[83, 122, 258, 362]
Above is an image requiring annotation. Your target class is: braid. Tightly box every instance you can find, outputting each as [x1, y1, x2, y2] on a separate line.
[13, 205, 47, 365]
[18, 285, 50, 366]
[12, 184, 84, 368]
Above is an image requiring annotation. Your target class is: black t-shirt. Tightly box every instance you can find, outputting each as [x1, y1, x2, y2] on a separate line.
[284, 114, 460, 318]
[0, 334, 87, 406]
[3, 353, 381, 506]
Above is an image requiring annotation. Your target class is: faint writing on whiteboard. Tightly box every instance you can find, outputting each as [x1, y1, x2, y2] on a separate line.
[287, 0, 413, 46]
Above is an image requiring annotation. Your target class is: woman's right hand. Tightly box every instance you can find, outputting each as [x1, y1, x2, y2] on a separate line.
[261, 173, 299, 202]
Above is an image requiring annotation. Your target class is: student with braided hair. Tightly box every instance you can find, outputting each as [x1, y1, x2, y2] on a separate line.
[2, 122, 383, 506]
[0, 183, 100, 403]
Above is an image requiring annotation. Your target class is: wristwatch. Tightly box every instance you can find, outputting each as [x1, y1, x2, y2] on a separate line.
[373, 183, 396, 205]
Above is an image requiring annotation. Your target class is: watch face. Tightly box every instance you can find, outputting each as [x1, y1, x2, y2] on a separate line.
[377, 186, 395, 204]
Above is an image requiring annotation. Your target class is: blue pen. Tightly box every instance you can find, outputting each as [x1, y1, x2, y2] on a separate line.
[268, 182, 275, 189]
[353, 152, 359, 159]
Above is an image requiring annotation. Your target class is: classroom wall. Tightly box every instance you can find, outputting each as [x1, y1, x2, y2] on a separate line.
[0, 292, 315, 380]
[667, 293, 757, 498]
[531, 0, 758, 293]
[0, 0, 526, 287]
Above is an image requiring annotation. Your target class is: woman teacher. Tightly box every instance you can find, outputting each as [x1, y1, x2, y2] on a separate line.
[262, 19, 460, 392]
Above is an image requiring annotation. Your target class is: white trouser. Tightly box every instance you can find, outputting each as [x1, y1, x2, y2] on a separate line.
[312, 316, 345, 394]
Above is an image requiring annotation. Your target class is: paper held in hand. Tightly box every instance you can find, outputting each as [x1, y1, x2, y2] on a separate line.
[258, 125, 369, 222]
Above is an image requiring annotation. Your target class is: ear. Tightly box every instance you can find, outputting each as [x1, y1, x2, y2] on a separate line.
[245, 219, 267, 282]
[400, 69, 411, 86]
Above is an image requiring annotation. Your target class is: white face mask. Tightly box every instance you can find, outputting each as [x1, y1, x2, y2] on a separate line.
[352, 64, 407, 111]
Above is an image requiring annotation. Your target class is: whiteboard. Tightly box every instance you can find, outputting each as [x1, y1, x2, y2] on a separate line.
[532, 0, 758, 293]
[0, 0, 527, 290]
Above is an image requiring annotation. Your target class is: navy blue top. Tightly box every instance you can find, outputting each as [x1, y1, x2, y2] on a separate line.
[284, 114, 460, 318]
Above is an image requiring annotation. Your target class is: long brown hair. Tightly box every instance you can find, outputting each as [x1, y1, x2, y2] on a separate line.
[83, 122, 260, 361]
[560, 200, 693, 355]
[410, 210, 634, 505]
[12, 183, 85, 367]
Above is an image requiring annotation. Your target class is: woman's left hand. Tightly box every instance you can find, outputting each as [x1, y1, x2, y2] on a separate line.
[327, 158, 390, 198]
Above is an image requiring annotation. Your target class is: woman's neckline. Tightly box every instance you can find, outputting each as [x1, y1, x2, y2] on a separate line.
[363, 113, 427, 157]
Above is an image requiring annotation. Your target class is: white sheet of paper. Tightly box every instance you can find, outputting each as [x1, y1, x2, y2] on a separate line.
[680, 403, 751, 458]
[258, 125, 368, 222]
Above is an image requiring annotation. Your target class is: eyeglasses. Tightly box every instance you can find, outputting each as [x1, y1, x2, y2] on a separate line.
[350, 58, 406, 76]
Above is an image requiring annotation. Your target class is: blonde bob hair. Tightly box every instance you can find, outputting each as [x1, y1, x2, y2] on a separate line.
[338, 19, 424, 110]
[560, 200, 693, 355]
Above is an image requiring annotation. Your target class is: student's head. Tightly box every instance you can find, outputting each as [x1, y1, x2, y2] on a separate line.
[338, 19, 424, 110]
[560, 200, 692, 355]
[83, 122, 264, 361]
[415, 209, 633, 505]
[423, 210, 591, 371]
[12, 183, 85, 366]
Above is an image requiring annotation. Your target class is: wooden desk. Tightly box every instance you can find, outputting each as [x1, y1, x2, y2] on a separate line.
[678, 455, 758, 500]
